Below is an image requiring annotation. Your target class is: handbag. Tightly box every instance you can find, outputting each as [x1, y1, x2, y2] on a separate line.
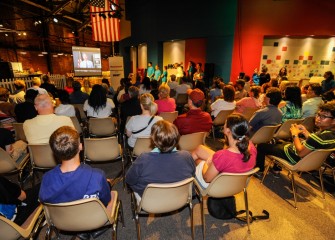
[207, 196, 236, 219]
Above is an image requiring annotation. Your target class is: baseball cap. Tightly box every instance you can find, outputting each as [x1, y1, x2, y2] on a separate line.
[187, 88, 205, 103]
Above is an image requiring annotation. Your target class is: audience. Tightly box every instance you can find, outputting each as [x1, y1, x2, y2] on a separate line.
[40, 74, 57, 98]
[255, 101, 335, 175]
[139, 77, 151, 96]
[126, 120, 195, 197]
[168, 74, 178, 91]
[120, 86, 142, 133]
[9, 80, 25, 104]
[0, 127, 27, 162]
[14, 89, 38, 123]
[83, 84, 115, 118]
[234, 79, 247, 101]
[101, 78, 115, 99]
[192, 114, 256, 189]
[126, 93, 162, 148]
[23, 94, 74, 144]
[27, 77, 48, 95]
[321, 71, 335, 95]
[235, 86, 262, 114]
[175, 77, 191, 99]
[302, 83, 324, 118]
[280, 86, 302, 122]
[154, 84, 176, 114]
[54, 89, 76, 117]
[64, 77, 74, 94]
[81, 79, 92, 95]
[210, 85, 236, 118]
[69, 81, 89, 104]
[150, 80, 159, 100]
[209, 79, 223, 103]
[174, 88, 212, 135]
[249, 87, 282, 135]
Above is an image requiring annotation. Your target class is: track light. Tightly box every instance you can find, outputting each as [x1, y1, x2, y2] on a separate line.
[53, 17, 58, 23]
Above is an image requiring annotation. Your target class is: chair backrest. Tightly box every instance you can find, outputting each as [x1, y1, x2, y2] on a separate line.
[43, 197, 112, 232]
[89, 117, 116, 137]
[84, 137, 121, 162]
[0, 204, 43, 240]
[213, 109, 234, 126]
[301, 116, 316, 133]
[28, 144, 57, 169]
[0, 148, 19, 174]
[240, 107, 259, 121]
[139, 177, 194, 214]
[170, 89, 176, 98]
[293, 149, 335, 172]
[70, 116, 82, 135]
[204, 168, 259, 198]
[178, 132, 206, 152]
[250, 125, 280, 145]
[273, 119, 304, 140]
[132, 137, 153, 157]
[176, 93, 188, 106]
[72, 104, 86, 121]
[159, 111, 178, 123]
[12, 123, 27, 142]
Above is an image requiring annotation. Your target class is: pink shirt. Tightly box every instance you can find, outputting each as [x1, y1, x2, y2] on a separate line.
[235, 97, 261, 113]
[155, 98, 176, 114]
[212, 142, 256, 173]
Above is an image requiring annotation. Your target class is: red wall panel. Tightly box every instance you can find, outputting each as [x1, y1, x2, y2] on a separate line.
[185, 38, 207, 70]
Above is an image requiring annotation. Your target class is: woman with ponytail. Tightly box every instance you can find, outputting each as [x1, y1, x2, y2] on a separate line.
[191, 114, 256, 189]
[126, 93, 163, 148]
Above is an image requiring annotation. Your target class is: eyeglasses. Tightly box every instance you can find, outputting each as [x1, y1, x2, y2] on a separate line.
[316, 113, 334, 120]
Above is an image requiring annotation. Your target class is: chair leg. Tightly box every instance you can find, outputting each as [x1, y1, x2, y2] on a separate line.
[189, 202, 194, 240]
[290, 172, 298, 209]
[243, 188, 251, 234]
[318, 168, 326, 199]
[121, 158, 126, 190]
[135, 213, 141, 240]
[200, 197, 206, 240]
[119, 200, 125, 227]
[261, 160, 272, 183]
[212, 126, 215, 141]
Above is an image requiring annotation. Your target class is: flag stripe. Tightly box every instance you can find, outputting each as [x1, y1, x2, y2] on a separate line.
[90, 0, 120, 42]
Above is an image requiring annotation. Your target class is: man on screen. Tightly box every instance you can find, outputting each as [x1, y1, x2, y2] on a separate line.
[79, 53, 94, 68]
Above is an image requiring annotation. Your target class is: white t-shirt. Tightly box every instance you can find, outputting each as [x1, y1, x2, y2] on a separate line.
[83, 98, 115, 118]
[211, 99, 236, 117]
[55, 104, 76, 117]
[126, 115, 163, 147]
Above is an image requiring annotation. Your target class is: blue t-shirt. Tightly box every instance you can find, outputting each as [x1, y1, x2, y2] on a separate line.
[147, 66, 155, 79]
[39, 164, 111, 206]
[161, 70, 168, 83]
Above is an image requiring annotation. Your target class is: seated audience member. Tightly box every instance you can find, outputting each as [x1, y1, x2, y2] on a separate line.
[69, 81, 89, 104]
[118, 80, 132, 104]
[243, 75, 251, 92]
[150, 80, 159, 100]
[126, 120, 195, 197]
[138, 77, 151, 95]
[27, 77, 48, 95]
[280, 86, 302, 122]
[126, 93, 162, 148]
[9, 80, 26, 104]
[39, 126, 111, 239]
[23, 94, 74, 144]
[210, 85, 236, 118]
[40, 74, 57, 98]
[0, 87, 14, 115]
[101, 78, 115, 99]
[81, 79, 92, 95]
[39, 126, 111, 204]
[300, 84, 309, 103]
[168, 74, 178, 91]
[174, 89, 212, 135]
[234, 79, 248, 101]
[54, 89, 76, 117]
[256, 101, 335, 175]
[235, 86, 262, 114]
[0, 176, 26, 221]
[120, 86, 142, 133]
[83, 84, 115, 118]
[155, 84, 176, 114]
[175, 77, 191, 99]
[192, 114, 256, 189]
[0, 127, 27, 162]
[64, 77, 74, 94]
[302, 83, 324, 118]
[249, 87, 282, 135]
[15, 89, 38, 123]
[321, 71, 335, 95]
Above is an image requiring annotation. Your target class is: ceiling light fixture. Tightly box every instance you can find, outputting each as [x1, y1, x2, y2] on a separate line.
[53, 17, 58, 23]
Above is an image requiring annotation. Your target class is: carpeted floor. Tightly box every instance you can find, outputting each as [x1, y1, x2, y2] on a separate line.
[15, 137, 335, 239]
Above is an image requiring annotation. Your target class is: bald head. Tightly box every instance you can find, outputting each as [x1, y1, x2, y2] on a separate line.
[34, 94, 54, 115]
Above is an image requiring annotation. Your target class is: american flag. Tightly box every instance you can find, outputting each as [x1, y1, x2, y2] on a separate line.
[90, 0, 120, 42]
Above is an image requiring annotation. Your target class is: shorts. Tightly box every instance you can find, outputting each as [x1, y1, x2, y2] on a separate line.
[195, 161, 209, 189]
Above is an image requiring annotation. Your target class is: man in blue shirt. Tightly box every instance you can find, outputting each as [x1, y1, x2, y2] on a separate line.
[146, 62, 155, 80]
[39, 126, 111, 205]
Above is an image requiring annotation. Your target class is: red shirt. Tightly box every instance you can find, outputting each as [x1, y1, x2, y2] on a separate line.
[173, 108, 212, 135]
